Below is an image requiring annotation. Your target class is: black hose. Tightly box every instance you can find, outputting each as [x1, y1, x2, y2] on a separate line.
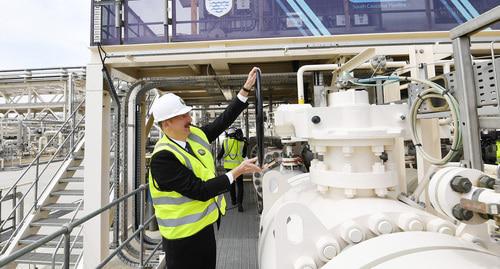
[254, 69, 264, 167]
[97, 43, 121, 249]
[97, 46, 159, 265]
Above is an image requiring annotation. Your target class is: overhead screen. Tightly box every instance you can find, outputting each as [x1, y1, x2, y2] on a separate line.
[172, 0, 499, 41]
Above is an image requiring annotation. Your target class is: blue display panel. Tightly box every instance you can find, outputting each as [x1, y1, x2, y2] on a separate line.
[94, 0, 168, 45]
[172, 0, 499, 41]
[124, 0, 167, 44]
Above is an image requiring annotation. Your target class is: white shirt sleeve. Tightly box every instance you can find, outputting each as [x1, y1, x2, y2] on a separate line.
[225, 172, 234, 184]
[237, 93, 248, 103]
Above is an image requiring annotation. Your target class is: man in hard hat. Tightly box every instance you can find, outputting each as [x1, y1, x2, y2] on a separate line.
[149, 67, 262, 269]
[217, 127, 247, 212]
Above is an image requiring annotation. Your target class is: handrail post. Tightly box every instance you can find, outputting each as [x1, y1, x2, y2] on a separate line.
[68, 72, 75, 158]
[0, 190, 2, 226]
[63, 231, 71, 269]
[35, 157, 39, 210]
[139, 187, 145, 268]
[12, 187, 17, 228]
[17, 192, 24, 225]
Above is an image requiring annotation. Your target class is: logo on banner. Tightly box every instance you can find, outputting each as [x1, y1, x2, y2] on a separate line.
[206, 0, 233, 17]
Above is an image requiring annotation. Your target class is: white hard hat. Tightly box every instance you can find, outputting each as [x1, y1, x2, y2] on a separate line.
[150, 93, 192, 122]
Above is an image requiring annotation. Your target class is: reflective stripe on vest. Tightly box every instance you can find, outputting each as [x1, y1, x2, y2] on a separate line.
[155, 193, 224, 226]
[153, 194, 224, 206]
[149, 126, 226, 239]
[188, 132, 211, 152]
[154, 142, 193, 170]
[157, 202, 218, 227]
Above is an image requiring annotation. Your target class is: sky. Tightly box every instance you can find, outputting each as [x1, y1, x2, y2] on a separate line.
[0, 0, 90, 70]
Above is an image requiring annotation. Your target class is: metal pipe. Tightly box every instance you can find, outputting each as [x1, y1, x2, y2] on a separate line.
[51, 200, 83, 268]
[17, 192, 23, 224]
[296, 62, 408, 104]
[255, 68, 264, 167]
[453, 36, 483, 169]
[0, 190, 2, 229]
[297, 64, 339, 104]
[126, 81, 159, 246]
[68, 72, 75, 155]
[96, 215, 155, 269]
[52, 235, 65, 269]
[143, 242, 162, 265]
[11, 186, 16, 228]
[63, 231, 71, 269]
[104, 39, 500, 60]
[98, 49, 123, 250]
[139, 188, 144, 268]
[450, 5, 500, 39]
[35, 157, 39, 210]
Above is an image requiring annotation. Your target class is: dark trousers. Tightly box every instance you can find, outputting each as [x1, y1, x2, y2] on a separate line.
[162, 224, 216, 269]
[225, 169, 244, 205]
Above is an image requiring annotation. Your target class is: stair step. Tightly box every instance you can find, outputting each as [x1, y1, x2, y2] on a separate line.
[19, 234, 83, 248]
[42, 202, 84, 211]
[31, 217, 77, 227]
[15, 252, 79, 265]
[0, 230, 13, 248]
[51, 190, 83, 196]
[60, 176, 84, 183]
[66, 166, 84, 171]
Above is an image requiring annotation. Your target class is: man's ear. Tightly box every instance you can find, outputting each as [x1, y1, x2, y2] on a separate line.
[160, 120, 169, 130]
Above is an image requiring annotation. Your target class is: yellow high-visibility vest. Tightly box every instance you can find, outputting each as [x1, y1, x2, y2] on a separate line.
[149, 126, 226, 239]
[496, 140, 500, 165]
[223, 137, 244, 169]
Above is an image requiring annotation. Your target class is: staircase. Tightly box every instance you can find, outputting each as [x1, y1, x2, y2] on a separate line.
[2, 139, 85, 267]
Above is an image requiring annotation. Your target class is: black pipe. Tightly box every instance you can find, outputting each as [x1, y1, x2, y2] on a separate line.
[97, 43, 121, 248]
[254, 69, 264, 167]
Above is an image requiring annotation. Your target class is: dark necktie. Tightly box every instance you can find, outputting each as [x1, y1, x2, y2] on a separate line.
[185, 142, 195, 155]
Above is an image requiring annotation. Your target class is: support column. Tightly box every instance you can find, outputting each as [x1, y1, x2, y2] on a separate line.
[453, 37, 482, 170]
[83, 63, 110, 268]
[409, 46, 441, 186]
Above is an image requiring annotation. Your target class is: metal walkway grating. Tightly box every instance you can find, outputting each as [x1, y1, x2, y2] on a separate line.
[216, 182, 259, 269]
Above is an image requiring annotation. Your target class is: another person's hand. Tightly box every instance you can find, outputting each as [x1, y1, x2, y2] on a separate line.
[230, 157, 262, 179]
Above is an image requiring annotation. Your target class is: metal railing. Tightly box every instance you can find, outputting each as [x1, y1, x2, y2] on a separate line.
[450, 5, 500, 170]
[0, 100, 86, 253]
[0, 184, 161, 269]
[50, 199, 84, 269]
[0, 186, 25, 237]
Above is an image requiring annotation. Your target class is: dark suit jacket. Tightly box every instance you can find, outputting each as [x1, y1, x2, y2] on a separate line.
[150, 96, 248, 201]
